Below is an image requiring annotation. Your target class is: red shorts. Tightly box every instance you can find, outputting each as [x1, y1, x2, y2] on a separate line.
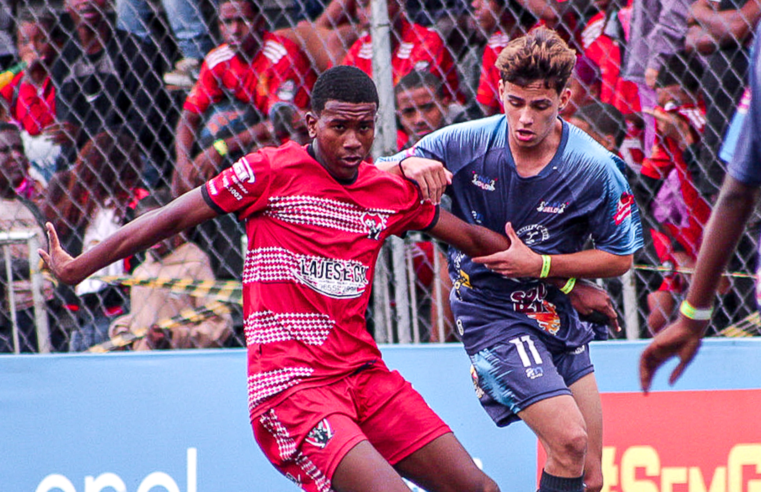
[252, 364, 451, 492]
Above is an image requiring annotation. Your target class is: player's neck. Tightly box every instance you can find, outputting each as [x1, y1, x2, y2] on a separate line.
[509, 120, 563, 177]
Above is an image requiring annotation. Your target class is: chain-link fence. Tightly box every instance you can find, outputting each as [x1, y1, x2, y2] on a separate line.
[1, 0, 759, 353]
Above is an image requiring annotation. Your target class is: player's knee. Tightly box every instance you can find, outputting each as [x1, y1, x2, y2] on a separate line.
[553, 427, 588, 468]
[585, 477, 603, 492]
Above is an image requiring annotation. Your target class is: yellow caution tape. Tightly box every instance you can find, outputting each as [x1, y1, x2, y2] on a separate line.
[87, 300, 232, 353]
[93, 276, 243, 305]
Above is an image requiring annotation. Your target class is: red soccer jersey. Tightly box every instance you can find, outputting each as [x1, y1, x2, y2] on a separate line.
[476, 31, 510, 114]
[203, 142, 438, 418]
[580, 12, 621, 106]
[342, 17, 461, 102]
[0, 72, 56, 136]
[183, 32, 316, 116]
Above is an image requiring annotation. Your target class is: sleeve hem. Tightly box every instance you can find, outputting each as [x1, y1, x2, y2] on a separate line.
[201, 184, 227, 216]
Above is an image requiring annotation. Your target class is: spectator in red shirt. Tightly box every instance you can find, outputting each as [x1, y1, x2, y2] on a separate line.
[472, 0, 536, 116]
[342, 0, 461, 103]
[173, 0, 316, 196]
[1, 7, 67, 186]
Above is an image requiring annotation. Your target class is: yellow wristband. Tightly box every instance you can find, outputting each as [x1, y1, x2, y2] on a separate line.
[540, 255, 551, 278]
[679, 300, 713, 321]
[559, 277, 577, 294]
[213, 139, 228, 157]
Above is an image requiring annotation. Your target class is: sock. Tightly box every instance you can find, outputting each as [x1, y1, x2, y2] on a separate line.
[537, 470, 585, 492]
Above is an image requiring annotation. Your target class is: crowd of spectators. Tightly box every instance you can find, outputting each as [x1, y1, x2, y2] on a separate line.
[0, 0, 758, 352]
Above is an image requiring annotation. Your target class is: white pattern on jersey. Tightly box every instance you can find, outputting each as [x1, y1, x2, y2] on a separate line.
[263, 39, 289, 64]
[248, 367, 315, 410]
[245, 310, 335, 346]
[259, 410, 333, 492]
[487, 32, 510, 49]
[205, 45, 235, 69]
[581, 17, 604, 49]
[266, 195, 395, 235]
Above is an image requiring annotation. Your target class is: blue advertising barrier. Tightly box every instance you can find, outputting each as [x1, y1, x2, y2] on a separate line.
[2, 339, 761, 491]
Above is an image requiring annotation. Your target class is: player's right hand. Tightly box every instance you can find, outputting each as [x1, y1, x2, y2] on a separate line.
[639, 317, 707, 394]
[399, 157, 452, 205]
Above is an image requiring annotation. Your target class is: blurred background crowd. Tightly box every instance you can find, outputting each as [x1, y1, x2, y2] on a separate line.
[1, 0, 759, 353]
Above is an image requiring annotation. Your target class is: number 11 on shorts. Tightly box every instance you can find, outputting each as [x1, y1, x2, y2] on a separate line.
[509, 335, 543, 367]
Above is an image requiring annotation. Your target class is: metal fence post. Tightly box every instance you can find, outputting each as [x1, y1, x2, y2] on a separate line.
[622, 269, 640, 340]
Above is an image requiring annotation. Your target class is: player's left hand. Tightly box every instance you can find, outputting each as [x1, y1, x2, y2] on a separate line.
[568, 279, 620, 332]
[639, 317, 707, 394]
[472, 222, 542, 278]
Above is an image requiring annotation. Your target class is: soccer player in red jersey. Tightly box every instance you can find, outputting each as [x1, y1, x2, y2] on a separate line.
[41, 66, 502, 492]
[173, 0, 316, 196]
[342, 0, 461, 103]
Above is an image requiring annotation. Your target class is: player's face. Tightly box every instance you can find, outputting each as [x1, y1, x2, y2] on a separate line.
[306, 100, 377, 181]
[396, 86, 446, 141]
[0, 130, 28, 192]
[219, 1, 261, 55]
[499, 79, 570, 149]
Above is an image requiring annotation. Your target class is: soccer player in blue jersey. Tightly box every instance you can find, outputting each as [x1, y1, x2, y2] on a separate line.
[640, 24, 761, 393]
[378, 28, 643, 492]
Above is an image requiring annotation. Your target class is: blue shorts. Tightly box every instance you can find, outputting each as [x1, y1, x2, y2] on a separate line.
[468, 326, 594, 427]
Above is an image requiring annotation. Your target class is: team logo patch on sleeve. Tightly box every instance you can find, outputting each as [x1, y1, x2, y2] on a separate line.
[614, 192, 634, 225]
[232, 158, 256, 184]
[305, 418, 334, 448]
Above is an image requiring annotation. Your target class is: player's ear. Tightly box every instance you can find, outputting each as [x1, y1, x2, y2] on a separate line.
[558, 86, 572, 111]
[306, 111, 318, 139]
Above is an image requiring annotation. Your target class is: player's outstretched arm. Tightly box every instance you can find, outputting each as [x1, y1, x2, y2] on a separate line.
[639, 176, 760, 393]
[427, 209, 510, 258]
[428, 213, 620, 329]
[472, 223, 632, 279]
[40, 187, 219, 286]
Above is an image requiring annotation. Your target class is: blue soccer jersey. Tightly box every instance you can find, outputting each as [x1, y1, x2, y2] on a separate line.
[379, 116, 643, 353]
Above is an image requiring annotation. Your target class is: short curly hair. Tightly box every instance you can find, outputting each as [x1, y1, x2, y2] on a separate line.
[311, 66, 380, 114]
[496, 27, 576, 94]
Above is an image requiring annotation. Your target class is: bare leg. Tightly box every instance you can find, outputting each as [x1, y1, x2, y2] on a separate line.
[394, 432, 499, 492]
[569, 373, 604, 492]
[518, 394, 587, 479]
[332, 440, 411, 492]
